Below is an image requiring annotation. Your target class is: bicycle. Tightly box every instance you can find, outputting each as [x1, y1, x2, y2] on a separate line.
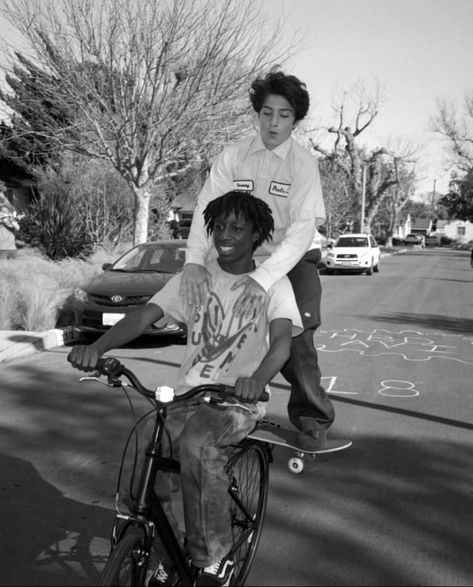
[80, 356, 272, 586]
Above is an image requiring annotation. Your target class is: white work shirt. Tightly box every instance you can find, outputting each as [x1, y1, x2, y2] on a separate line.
[185, 134, 326, 292]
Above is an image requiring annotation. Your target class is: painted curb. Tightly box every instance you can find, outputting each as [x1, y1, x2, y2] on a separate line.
[0, 326, 80, 363]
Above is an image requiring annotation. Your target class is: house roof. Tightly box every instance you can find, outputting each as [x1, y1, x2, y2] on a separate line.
[412, 218, 432, 229]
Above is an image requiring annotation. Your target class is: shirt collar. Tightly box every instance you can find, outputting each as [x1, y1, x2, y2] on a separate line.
[250, 133, 292, 160]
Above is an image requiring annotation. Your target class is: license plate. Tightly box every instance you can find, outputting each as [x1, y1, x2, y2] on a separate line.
[103, 313, 125, 326]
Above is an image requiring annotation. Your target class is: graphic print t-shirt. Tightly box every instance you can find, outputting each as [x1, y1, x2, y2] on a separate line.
[148, 258, 302, 393]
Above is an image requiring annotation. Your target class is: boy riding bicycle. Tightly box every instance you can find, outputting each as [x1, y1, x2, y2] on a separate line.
[68, 192, 302, 586]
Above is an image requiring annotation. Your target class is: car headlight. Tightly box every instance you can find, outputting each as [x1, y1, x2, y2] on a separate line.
[74, 288, 89, 304]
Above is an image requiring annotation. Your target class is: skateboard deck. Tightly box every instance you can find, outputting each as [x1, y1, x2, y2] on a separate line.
[247, 421, 352, 455]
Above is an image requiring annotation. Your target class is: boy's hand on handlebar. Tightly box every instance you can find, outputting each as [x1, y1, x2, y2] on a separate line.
[67, 344, 101, 372]
[234, 377, 266, 403]
[180, 263, 212, 307]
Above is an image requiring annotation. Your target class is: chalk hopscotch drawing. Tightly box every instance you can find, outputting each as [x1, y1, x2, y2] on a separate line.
[322, 375, 358, 395]
[323, 376, 420, 399]
[316, 328, 473, 365]
[378, 380, 420, 398]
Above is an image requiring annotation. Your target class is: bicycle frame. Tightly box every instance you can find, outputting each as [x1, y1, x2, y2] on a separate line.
[109, 405, 195, 586]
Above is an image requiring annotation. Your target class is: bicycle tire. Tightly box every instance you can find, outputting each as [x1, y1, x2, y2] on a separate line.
[98, 527, 148, 587]
[226, 440, 270, 585]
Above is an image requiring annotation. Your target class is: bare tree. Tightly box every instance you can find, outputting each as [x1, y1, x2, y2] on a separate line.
[316, 157, 358, 237]
[377, 162, 416, 247]
[308, 81, 418, 234]
[0, 0, 298, 243]
[431, 93, 473, 173]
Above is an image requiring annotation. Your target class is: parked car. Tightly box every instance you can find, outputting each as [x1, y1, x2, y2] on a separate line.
[424, 235, 441, 247]
[323, 233, 380, 275]
[72, 240, 188, 339]
[174, 218, 192, 239]
[405, 233, 425, 246]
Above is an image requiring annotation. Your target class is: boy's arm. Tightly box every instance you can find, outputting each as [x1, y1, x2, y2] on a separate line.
[234, 318, 293, 403]
[181, 148, 234, 307]
[67, 303, 164, 372]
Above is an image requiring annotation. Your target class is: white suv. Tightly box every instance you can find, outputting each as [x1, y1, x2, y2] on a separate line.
[324, 233, 381, 275]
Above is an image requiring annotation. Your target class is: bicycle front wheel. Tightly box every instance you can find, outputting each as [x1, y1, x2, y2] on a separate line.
[226, 440, 270, 585]
[98, 527, 148, 587]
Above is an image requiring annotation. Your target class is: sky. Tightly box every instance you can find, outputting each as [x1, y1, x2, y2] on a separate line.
[257, 0, 473, 195]
[0, 0, 472, 195]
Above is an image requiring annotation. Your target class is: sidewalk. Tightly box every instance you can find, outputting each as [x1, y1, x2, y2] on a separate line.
[0, 326, 79, 363]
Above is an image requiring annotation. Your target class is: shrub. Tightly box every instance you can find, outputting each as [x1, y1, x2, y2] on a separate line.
[0, 247, 109, 331]
[18, 191, 95, 261]
[0, 276, 18, 330]
[16, 275, 69, 331]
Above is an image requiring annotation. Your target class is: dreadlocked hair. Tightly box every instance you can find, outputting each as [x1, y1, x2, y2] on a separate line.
[203, 191, 274, 251]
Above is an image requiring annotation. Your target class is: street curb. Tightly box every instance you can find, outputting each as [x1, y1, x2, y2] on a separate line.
[0, 326, 80, 363]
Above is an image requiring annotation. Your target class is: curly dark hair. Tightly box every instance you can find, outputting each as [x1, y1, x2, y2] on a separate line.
[249, 69, 310, 122]
[203, 191, 274, 252]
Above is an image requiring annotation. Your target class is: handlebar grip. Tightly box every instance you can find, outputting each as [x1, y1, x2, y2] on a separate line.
[96, 357, 122, 376]
[220, 384, 269, 402]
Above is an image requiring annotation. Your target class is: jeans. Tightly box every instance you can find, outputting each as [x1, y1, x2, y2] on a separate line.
[136, 401, 263, 568]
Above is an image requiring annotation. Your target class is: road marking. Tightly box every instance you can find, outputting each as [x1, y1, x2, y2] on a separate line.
[323, 375, 359, 395]
[316, 328, 473, 364]
[378, 379, 420, 398]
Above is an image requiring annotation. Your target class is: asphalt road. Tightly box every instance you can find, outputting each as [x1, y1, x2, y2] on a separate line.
[1, 247, 472, 586]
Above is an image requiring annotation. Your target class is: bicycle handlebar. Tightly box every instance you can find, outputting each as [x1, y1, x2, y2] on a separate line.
[95, 357, 269, 405]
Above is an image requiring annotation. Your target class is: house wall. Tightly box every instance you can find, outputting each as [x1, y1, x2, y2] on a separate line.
[434, 220, 473, 243]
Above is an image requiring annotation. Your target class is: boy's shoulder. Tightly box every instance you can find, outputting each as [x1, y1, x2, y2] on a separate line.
[289, 136, 319, 166]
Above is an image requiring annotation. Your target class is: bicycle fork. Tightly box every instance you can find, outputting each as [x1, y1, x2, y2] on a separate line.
[111, 409, 195, 586]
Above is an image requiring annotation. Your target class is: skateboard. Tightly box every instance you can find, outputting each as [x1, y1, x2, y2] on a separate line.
[247, 420, 352, 474]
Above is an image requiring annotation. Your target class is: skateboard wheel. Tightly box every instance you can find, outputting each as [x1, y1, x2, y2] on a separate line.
[288, 457, 304, 474]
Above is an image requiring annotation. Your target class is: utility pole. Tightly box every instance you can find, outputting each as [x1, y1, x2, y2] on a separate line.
[431, 179, 437, 213]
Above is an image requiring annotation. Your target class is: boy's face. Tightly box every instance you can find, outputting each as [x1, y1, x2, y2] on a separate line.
[212, 210, 259, 266]
[258, 93, 296, 150]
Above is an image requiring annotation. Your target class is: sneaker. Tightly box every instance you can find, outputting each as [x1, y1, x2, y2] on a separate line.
[147, 560, 175, 586]
[297, 429, 327, 451]
[196, 556, 234, 586]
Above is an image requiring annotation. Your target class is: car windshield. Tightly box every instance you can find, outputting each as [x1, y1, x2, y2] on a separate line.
[336, 237, 369, 247]
[111, 243, 187, 273]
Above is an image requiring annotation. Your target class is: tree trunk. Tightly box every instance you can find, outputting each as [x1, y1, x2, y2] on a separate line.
[132, 187, 151, 244]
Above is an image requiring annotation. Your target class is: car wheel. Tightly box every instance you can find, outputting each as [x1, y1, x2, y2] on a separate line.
[373, 260, 380, 272]
[366, 263, 373, 276]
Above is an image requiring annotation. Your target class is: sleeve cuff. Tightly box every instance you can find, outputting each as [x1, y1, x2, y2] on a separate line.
[184, 251, 207, 266]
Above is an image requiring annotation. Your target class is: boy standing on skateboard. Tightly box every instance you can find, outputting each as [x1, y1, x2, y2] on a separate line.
[181, 69, 335, 451]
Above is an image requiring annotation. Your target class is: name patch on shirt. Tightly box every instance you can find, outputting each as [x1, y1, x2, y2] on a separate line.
[269, 181, 290, 197]
[233, 180, 254, 192]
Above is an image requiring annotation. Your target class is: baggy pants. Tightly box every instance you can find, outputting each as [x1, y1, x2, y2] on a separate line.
[133, 401, 263, 568]
[281, 248, 335, 433]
